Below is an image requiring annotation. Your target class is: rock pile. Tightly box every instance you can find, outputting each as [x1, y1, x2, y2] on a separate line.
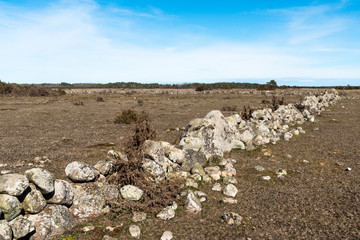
[0, 89, 340, 239]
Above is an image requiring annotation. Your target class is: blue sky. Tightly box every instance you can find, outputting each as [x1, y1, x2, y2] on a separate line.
[0, 0, 359, 86]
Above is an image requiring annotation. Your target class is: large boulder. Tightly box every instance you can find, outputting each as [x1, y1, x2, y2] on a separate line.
[0, 173, 29, 196]
[0, 220, 12, 240]
[22, 183, 47, 214]
[9, 215, 35, 239]
[25, 168, 55, 194]
[0, 194, 22, 221]
[65, 161, 100, 183]
[179, 110, 241, 157]
[70, 182, 117, 219]
[28, 204, 76, 240]
[46, 179, 74, 206]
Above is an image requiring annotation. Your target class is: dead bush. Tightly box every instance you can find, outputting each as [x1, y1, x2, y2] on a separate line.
[114, 109, 149, 125]
[96, 96, 104, 102]
[241, 105, 255, 120]
[74, 100, 84, 106]
[221, 105, 237, 111]
[137, 99, 143, 106]
[271, 96, 285, 111]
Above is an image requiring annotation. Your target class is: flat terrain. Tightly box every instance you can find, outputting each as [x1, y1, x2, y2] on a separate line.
[1, 89, 359, 239]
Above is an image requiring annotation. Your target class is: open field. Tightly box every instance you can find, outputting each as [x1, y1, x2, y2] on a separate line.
[1, 89, 360, 239]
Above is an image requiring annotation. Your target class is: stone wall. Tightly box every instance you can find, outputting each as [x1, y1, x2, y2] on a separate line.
[0, 89, 340, 240]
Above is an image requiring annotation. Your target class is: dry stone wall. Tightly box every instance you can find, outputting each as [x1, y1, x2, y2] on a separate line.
[0, 89, 340, 240]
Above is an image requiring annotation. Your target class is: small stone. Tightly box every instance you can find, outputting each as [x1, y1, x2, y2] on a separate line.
[202, 175, 212, 183]
[129, 225, 141, 239]
[120, 185, 143, 201]
[157, 205, 175, 220]
[185, 191, 201, 213]
[223, 184, 238, 197]
[186, 178, 198, 188]
[102, 235, 118, 240]
[0, 220, 12, 240]
[65, 161, 100, 183]
[94, 160, 114, 176]
[204, 166, 221, 180]
[302, 160, 309, 164]
[104, 224, 123, 232]
[194, 191, 207, 202]
[313, 127, 319, 131]
[220, 197, 238, 204]
[82, 225, 95, 232]
[275, 169, 287, 178]
[160, 231, 173, 240]
[132, 211, 147, 222]
[254, 165, 265, 172]
[0, 170, 11, 175]
[285, 154, 292, 159]
[345, 167, 352, 171]
[25, 168, 55, 194]
[261, 176, 271, 181]
[0, 173, 29, 196]
[190, 163, 205, 176]
[191, 173, 202, 181]
[223, 176, 237, 184]
[222, 212, 243, 225]
[212, 183, 222, 191]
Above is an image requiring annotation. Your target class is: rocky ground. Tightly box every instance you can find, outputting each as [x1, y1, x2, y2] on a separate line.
[1, 89, 359, 239]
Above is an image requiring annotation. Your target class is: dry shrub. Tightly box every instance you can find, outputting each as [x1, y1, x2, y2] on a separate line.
[108, 116, 182, 213]
[241, 106, 255, 120]
[137, 99, 143, 106]
[114, 109, 149, 125]
[96, 96, 104, 102]
[271, 96, 285, 111]
[221, 105, 237, 111]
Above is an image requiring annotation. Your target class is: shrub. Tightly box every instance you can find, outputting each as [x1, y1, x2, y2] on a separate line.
[195, 85, 206, 92]
[96, 96, 104, 102]
[137, 99, 143, 106]
[74, 100, 84, 106]
[114, 109, 138, 124]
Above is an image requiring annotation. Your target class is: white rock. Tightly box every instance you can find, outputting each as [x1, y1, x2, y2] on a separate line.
[157, 205, 175, 220]
[25, 168, 55, 194]
[223, 184, 238, 197]
[65, 161, 100, 183]
[0, 220, 12, 240]
[261, 176, 271, 181]
[212, 183, 222, 191]
[129, 225, 141, 239]
[185, 191, 202, 213]
[186, 178, 198, 188]
[47, 179, 74, 205]
[221, 197, 238, 204]
[0, 173, 29, 196]
[204, 166, 221, 180]
[120, 185, 143, 201]
[160, 231, 173, 240]
[132, 212, 147, 222]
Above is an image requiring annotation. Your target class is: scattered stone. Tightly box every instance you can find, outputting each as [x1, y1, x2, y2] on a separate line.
[222, 212, 243, 225]
[190, 163, 205, 176]
[185, 191, 202, 213]
[212, 183, 222, 191]
[0, 220, 12, 240]
[129, 225, 141, 239]
[186, 178, 199, 188]
[191, 173, 202, 181]
[157, 205, 175, 220]
[303, 160, 309, 164]
[202, 174, 212, 183]
[0, 163, 8, 168]
[275, 169, 287, 178]
[223, 176, 238, 184]
[65, 161, 100, 183]
[82, 225, 95, 232]
[254, 165, 265, 172]
[345, 167, 352, 171]
[223, 184, 238, 197]
[34, 156, 51, 164]
[220, 197, 238, 204]
[9, 215, 35, 239]
[285, 154, 292, 159]
[120, 185, 143, 201]
[22, 183, 47, 214]
[0, 173, 29, 196]
[104, 224, 123, 232]
[25, 168, 55, 194]
[160, 231, 173, 240]
[0, 194, 23, 221]
[102, 235, 118, 240]
[0, 170, 11, 175]
[261, 176, 271, 181]
[313, 127, 319, 131]
[47, 179, 74, 205]
[94, 160, 114, 176]
[204, 166, 221, 180]
[194, 191, 207, 202]
[132, 211, 147, 222]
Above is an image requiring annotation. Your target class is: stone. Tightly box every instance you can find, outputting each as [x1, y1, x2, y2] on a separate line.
[104, 224, 123, 232]
[261, 176, 271, 181]
[120, 185, 143, 201]
[186, 178, 198, 188]
[167, 146, 186, 164]
[190, 162, 206, 176]
[220, 197, 238, 204]
[275, 169, 287, 178]
[204, 166, 221, 180]
[0, 220, 12, 240]
[22, 183, 47, 214]
[0, 194, 22, 221]
[46, 179, 74, 206]
[9, 215, 35, 239]
[191, 173, 202, 181]
[157, 205, 175, 220]
[108, 150, 128, 162]
[223, 176, 238, 185]
[0, 170, 11, 175]
[143, 140, 168, 171]
[34, 156, 51, 164]
[221, 167, 236, 177]
[65, 161, 100, 183]
[160, 231, 173, 240]
[82, 225, 95, 232]
[254, 165, 265, 172]
[129, 225, 141, 239]
[180, 149, 207, 171]
[283, 132, 293, 141]
[232, 140, 246, 150]
[194, 191, 207, 202]
[28, 204, 76, 240]
[70, 182, 111, 218]
[222, 212, 243, 225]
[212, 183, 222, 191]
[202, 174, 212, 183]
[185, 191, 201, 213]
[223, 184, 238, 197]
[25, 168, 55, 194]
[94, 160, 114, 176]
[142, 159, 166, 181]
[102, 235, 118, 240]
[132, 211, 147, 222]
[0, 173, 29, 196]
